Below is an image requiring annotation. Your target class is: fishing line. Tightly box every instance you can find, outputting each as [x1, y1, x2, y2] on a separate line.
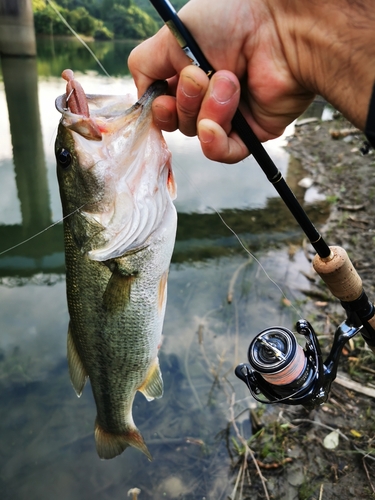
[171, 153, 300, 314]
[46, 0, 111, 78]
[0, 205, 86, 256]
[212, 209, 302, 318]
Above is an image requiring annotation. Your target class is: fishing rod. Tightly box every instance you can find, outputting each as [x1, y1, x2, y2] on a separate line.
[149, 0, 375, 409]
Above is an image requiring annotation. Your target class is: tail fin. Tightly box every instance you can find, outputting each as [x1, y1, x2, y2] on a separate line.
[94, 419, 152, 461]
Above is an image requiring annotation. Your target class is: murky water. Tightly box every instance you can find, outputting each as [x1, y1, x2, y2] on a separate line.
[0, 38, 329, 499]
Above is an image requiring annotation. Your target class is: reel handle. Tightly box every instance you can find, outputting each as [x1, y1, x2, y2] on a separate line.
[313, 246, 375, 352]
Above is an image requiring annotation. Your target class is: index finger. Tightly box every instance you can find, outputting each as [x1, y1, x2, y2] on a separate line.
[128, 26, 192, 97]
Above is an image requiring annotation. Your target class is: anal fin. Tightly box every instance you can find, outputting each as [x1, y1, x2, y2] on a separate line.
[138, 357, 163, 401]
[67, 325, 88, 397]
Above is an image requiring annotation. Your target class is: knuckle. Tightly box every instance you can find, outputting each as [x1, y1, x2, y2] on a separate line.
[177, 100, 200, 119]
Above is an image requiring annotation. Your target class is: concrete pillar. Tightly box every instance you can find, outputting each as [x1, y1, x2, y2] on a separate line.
[0, 0, 36, 56]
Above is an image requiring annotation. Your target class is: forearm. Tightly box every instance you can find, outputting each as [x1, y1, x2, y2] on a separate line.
[275, 0, 375, 129]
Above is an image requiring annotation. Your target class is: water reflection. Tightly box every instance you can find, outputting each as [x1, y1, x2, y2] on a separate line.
[0, 38, 329, 500]
[36, 37, 135, 77]
[1, 56, 51, 233]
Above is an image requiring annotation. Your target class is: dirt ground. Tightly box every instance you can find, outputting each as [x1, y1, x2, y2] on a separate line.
[237, 107, 375, 500]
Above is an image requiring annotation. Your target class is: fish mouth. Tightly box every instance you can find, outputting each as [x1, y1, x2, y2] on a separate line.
[55, 79, 168, 142]
[55, 80, 168, 121]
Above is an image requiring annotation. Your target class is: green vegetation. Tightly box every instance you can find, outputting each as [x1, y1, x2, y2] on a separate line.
[134, 0, 191, 24]
[32, 0, 190, 40]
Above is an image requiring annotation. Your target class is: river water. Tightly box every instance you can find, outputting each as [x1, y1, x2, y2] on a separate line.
[0, 38, 329, 500]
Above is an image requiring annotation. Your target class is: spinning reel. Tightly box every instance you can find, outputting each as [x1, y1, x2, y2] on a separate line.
[235, 321, 361, 410]
[235, 247, 375, 409]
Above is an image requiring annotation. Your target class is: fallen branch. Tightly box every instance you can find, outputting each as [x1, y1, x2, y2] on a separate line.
[330, 127, 361, 139]
[362, 457, 375, 494]
[229, 394, 270, 500]
[319, 483, 324, 500]
[290, 418, 349, 441]
[334, 372, 375, 399]
[337, 203, 365, 211]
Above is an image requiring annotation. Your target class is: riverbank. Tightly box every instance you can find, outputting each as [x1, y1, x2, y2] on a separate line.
[237, 111, 375, 500]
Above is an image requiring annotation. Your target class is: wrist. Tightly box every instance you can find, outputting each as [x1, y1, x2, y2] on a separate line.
[274, 0, 375, 129]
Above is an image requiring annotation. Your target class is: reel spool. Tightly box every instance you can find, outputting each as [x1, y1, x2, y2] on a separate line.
[236, 323, 319, 406]
[248, 327, 307, 387]
[235, 319, 361, 408]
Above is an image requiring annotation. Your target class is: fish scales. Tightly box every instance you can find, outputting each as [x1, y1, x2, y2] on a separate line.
[55, 71, 177, 460]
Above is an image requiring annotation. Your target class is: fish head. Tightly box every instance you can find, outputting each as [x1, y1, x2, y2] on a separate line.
[55, 79, 176, 259]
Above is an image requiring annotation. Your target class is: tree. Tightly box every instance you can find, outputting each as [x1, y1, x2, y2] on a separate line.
[32, 0, 163, 39]
[108, 4, 158, 39]
[33, 1, 99, 36]
[67, 6, 96, 35]
[101, 0, 131, 19]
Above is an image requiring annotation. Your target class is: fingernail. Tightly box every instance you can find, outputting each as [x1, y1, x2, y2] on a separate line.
[153, 104, 172, 123]
[180, 74, 202, 98]
[198, 122, 214, 144]
[212, 76, 237, 104]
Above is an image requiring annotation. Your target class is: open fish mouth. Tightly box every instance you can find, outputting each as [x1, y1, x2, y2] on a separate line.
[55, 74, 168, 141]
[55, 72, 175, 261]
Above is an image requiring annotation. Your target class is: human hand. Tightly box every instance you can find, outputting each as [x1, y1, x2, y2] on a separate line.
[128, 0, 315, 163]
[128, 0, 375, 163]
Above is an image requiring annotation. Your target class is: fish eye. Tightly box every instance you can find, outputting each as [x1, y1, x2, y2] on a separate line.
[56, 148, 72, 169]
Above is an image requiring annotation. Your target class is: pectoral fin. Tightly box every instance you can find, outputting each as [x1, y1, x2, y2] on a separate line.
[102, 272, 135, 312]
[67, 325, 88, 397]
[138, 357, 164, 401]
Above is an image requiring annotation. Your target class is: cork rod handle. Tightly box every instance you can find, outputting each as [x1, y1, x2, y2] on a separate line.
[313, 246, 362, 302]
[313, 246, 375, 351]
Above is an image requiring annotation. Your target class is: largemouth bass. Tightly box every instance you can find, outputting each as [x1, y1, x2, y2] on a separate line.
[55, 70, 177, 460]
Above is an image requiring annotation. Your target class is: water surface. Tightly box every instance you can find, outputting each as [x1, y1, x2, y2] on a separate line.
[0, 38, 329, 500]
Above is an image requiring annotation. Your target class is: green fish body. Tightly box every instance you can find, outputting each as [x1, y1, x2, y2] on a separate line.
[55, 73, 176, 460]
